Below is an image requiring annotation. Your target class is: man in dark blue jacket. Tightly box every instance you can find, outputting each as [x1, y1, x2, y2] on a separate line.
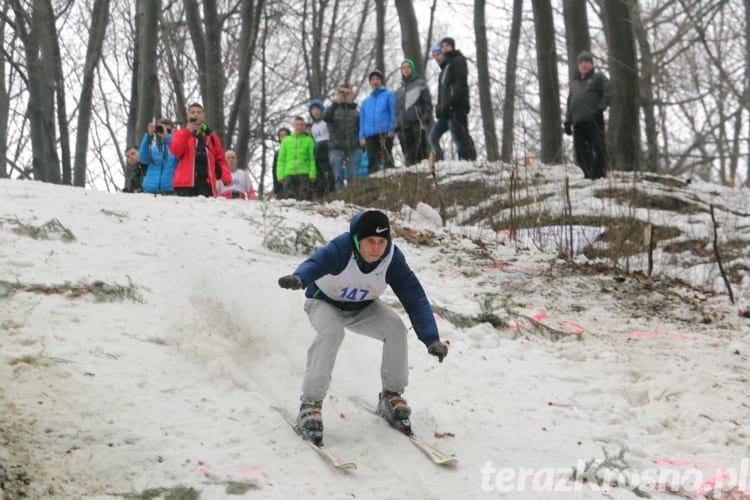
[278, 210, 449, 445]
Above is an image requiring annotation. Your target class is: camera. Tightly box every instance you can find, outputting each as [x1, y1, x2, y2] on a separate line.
[155, 125, 164, 134]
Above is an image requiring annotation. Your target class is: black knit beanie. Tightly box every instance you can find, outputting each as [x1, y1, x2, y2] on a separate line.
[357, 210, 391, 241]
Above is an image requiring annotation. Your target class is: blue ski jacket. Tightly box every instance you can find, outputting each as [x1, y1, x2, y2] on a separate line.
[292, 212, 439, 347]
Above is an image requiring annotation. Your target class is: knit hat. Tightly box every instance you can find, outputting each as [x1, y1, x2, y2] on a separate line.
[577, 51, 594, 64]
[431, 44, 442, 55]
[357, 210, 391, 241]
[440, 37, 456, 49]
[368, 69, 384, 81]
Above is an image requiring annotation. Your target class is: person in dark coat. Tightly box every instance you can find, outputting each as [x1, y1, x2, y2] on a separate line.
[324, 85, 362, 190]
[564, 51, 612, 180]
[395, 58, 433, 166]
[430, 37, 476, 161]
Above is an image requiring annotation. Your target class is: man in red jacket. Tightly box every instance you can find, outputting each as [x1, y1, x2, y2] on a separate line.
[169, 103, 232, 197]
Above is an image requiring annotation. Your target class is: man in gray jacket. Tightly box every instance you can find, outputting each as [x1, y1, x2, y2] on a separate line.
[564, 51, 612, 180]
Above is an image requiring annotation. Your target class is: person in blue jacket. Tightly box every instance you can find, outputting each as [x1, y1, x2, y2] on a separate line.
[359, 70, 396, 173]
[278, 210, 449, 445]
[139, 118, 177, 194]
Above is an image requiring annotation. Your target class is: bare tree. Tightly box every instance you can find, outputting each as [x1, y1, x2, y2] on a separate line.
[745, 0, 750, 187]
[9, 0, 60, 183]
[0, 1, 9, 178]
[395, 0, 424, 72]
[531, 0, 562, 163]
[602, 0, 639, 171]
[474, 0, 499, 161]
[135, 0, 159, 135]
[374, 0, 386, 74]
[631, 0, 659, 171]
[562, 0, 591, 80]
[73, 0, 112, 187]
[500, 0, 522, 163]
[226, 0, 265, 166]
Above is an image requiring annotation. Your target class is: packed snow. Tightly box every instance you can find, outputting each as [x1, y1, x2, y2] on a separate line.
[1, 163, 749, 499]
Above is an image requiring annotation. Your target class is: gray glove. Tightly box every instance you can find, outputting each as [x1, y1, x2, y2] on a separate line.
[278, 274, 304, 290]
[427, 341, 448, 363]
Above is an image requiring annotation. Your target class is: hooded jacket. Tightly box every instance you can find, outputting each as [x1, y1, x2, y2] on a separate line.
[395, 59, 433, 130]
[436, 49, 470, 118]
[138, 132, 177, 193]
[290, 212, 439, 347]
[309, 99, 331, 144]
[359, 86, 396, 140]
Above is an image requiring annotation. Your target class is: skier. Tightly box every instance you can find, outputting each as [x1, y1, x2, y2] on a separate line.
[277, 209, 449, 445]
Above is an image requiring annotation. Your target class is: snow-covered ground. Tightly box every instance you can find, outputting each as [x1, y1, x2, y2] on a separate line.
[0, 164, 748, 499]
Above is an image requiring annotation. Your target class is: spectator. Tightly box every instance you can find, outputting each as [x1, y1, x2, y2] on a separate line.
[395, 58, 433, 166]
[431, 37, 476, 161]
[169, 102, 232, 197]
[359, 69, 396, 173]
[323, 85, 362, 190]
[273, 127, 291, 196]
[139, 118, 177, 195]
[218, 149, 256, 200]
[277, 210, 449, 445]
[309, 100, 334, 197]
[122, 145, 145, 193]
[276, 116, 317, 200]
[564, 51, 611, 180]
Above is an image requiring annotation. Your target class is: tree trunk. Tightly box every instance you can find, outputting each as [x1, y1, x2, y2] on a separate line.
[0, 1, 9, 178]
[184, 0, 208, 107]
[745, 0, 750, 187]
[227, 0, 265, 165]
[12, 0, 60, 183]
[126, 0, 141, 148]
[602, 0, 639, 171]
[375, 0, 386, 74]
[135, 0, 159, 135]
[44, 0, 70, 184]
[562, 0, 590, 81]
[202, 0, 225, 136]
[531, 0, 562, 164]
[73, 0, 111, 187]
[500, 0, 522, 163]
[631, 0, 659, 171]
[394, 0, 424, 74]
[474, 0, 499, 161]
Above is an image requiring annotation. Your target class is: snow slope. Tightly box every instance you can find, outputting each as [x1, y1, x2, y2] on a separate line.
[0, 168, 749, 499]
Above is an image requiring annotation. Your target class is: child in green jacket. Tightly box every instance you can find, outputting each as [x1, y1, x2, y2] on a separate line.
[276, 116, 317, 200]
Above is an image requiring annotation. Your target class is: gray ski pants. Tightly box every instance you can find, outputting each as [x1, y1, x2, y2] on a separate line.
[301, 298, 408, 401]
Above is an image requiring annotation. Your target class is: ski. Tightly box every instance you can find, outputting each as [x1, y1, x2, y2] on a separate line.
[349, 396, 458, 466]
[271, 406, 357, 471]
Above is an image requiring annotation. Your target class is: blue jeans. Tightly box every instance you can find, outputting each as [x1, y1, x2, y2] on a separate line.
[429, 117, 459, 161]
[328, 148, 363, 190]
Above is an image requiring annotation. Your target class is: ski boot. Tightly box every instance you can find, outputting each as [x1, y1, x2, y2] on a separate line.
[296, 400, 324, 446]
[377, 391, 412, 435]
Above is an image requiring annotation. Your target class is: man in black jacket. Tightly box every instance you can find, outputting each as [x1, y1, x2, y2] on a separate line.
[430, 37, 476, 161]
[324, 85, 362, 190]
[564, 51, 612, 180]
